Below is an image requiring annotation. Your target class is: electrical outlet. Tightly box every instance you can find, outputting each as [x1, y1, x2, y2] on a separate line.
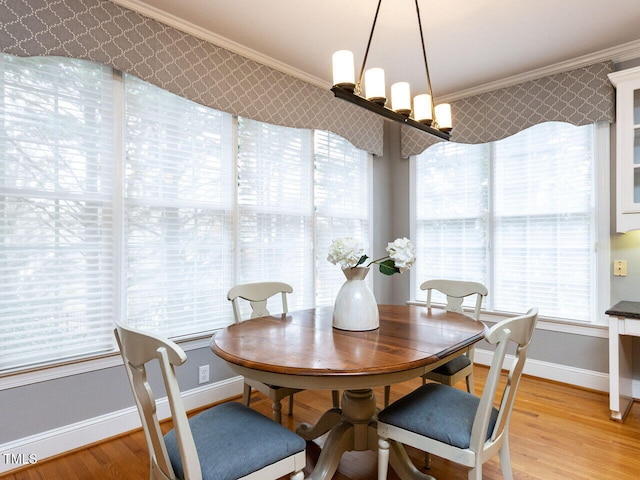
[198, 365, 210, 384]
[613, 260, 628, 277]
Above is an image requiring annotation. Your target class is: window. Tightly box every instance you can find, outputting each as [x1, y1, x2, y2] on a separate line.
[412, 122, 599, 323]
[236, 118, 314, 313]
[123, 75, 235, 338]
[0, 56, 115, 370]
[0, 54, 371, 372]
[314, 130, 371, 306]
[233, 123, 373, 314]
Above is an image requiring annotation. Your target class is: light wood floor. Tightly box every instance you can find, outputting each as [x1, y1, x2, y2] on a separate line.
[4, 366, 640, 479]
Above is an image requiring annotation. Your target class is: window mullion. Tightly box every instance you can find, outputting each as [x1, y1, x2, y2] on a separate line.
[231, 115, 240, 289]
[487, 141, 495, 311]
[113, 69, 126, 323]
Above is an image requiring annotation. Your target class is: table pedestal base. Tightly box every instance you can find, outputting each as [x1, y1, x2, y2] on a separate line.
[296, 389, 435, 480]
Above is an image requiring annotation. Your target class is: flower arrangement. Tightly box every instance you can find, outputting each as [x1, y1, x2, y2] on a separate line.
[327, 236, 416, 275]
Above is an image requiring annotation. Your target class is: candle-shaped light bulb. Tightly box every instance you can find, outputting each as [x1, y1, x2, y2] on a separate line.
[364, 68, 386, 105]
[332, 50, 355, 91]
[413, 94, 433, 125]
[435, 103, 452, 132]
[391, 82, 411, 116]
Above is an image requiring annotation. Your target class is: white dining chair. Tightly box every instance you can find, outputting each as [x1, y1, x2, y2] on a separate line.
[114, 322, 306, 480]
[227, 282, 300, 423]
[383, 279, 488, 410]
[377, 308, 538, 480]
[420, 279, 488, 393]
[228, 282, 341, 420]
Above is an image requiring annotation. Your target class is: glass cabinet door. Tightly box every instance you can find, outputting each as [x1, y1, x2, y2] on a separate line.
[609, 66, 640, 232]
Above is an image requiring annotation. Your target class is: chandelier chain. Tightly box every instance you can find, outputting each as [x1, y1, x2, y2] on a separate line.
[414, 0, 437, 122]
[356, 0, 383, 95]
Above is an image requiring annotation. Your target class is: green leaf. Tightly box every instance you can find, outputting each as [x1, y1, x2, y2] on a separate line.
[378, 259, 399, 276]
[355, 255, 368, 267]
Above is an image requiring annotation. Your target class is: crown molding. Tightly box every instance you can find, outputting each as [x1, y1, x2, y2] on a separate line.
[109, 1, 640, 101]
[439, 39, 640, 103]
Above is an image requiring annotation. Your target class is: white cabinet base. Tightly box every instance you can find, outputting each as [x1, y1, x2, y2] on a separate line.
[607, 301, 640, 422]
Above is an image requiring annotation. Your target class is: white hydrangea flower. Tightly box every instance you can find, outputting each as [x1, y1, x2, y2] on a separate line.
[386, 237, 416, 273]
[327, 236, 415, 275]
[327, 237, 365, 268]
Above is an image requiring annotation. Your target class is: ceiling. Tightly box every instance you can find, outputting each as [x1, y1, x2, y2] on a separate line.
[113, 0, 640, 101]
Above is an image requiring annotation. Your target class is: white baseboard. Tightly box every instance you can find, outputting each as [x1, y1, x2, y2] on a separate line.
[0, 376, 244, 474]
[474, 348, 609, 392]
[475, 348, 640, 398]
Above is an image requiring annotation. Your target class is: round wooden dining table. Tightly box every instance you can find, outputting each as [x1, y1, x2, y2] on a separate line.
[210, 304, 486, 480]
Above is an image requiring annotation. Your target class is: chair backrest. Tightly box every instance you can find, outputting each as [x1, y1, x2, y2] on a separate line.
[227, 281, 293, 323]
[420, 279, 488, 320]
[470, 308, 538, 454]
[114, 322, 200, 480]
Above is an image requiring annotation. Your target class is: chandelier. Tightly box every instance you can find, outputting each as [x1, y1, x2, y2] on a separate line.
[331, 0, 452, 141]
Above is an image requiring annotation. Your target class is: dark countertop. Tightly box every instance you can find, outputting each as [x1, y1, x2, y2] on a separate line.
[606, 301, 640, 319]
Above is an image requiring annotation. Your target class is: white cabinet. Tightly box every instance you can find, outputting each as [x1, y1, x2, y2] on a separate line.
[609, 66, 640, 232]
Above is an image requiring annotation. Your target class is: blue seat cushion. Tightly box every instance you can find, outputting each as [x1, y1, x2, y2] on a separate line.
[430, 354, 471, 376]
[378, 383, 498, 449]
[164, 401, 306, 480]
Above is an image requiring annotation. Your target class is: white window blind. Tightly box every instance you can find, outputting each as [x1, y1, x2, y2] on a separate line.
[492, 123, 594, 320]
[414, 122, 595, 321]
[236, 118, 314, 314]
[0, 54, 372, 373]
[314, 130, 371, 306]
[0, 55, 115, 370]
[414, 141, 489, 308]
[124, 75, 235, 336]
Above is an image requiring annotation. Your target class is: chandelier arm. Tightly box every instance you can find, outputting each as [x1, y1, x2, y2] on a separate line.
[356, 0, 384, 93]
[414, 0, 437, 122]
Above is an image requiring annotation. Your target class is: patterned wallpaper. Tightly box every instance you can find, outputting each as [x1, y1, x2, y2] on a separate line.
[401, 61, 616, 157]
[0, 0, 384, 155]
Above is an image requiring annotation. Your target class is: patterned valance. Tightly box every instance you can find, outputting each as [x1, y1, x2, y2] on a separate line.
[401, 61, 616, 158]
[0, 0, 384, 156]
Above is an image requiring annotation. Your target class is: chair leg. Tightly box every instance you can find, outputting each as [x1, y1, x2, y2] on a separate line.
[288, 393, 294, 416]
[424, 452, 431, 469]
[384, 385, 391, 408]
[498, 440, 514, 480]
[466, 371, 475, 394]
[272, 400, 283, 424]
[290, 471, 305, 480]
[332, 390, 340, 408]
[377, 437, 390, 480]
[467, 466, 482, 480]
[243, 384, 252, 407]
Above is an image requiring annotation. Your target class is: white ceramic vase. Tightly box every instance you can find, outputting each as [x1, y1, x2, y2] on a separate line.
[332, 266, 380, 331]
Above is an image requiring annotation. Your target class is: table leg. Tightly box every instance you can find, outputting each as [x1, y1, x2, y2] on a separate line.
[387, 439, 436, 480]
[298, 389, 380, 480]
[298, 388, 435, 480]
[297, 408, 342, 440]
